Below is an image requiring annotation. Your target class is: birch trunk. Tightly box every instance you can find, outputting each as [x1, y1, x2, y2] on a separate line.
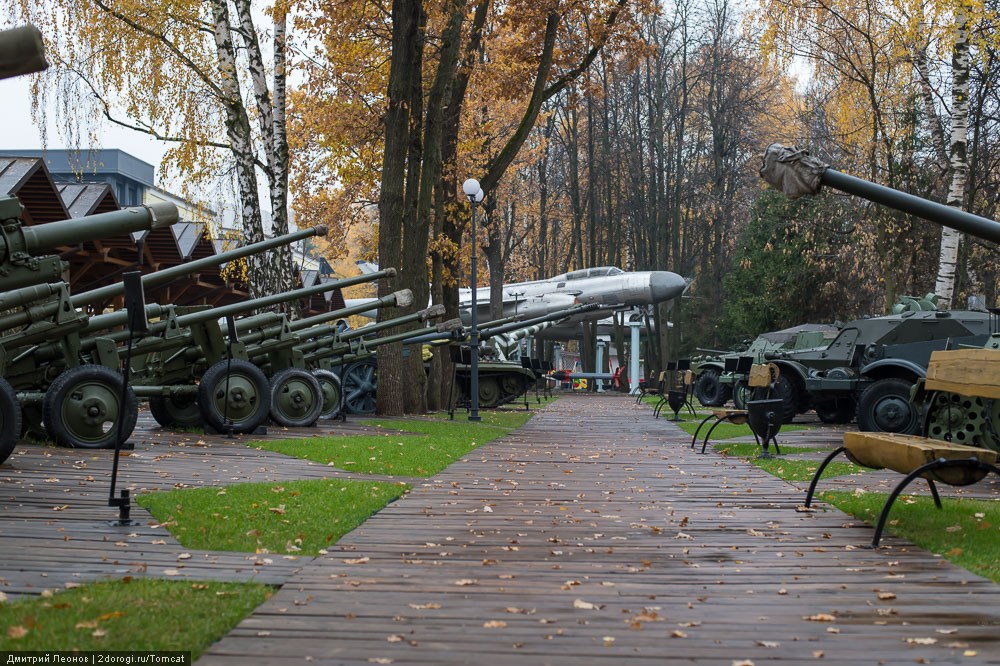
[935, 8, 969, 310]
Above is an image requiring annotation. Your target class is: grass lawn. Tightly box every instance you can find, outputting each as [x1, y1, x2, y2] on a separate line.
[817, 491, 1000, 583]
[137, 478, 407, 555]
[250, 411, 534, 477]
[0, 579, 271, 656]
[674, 419, 812, 439]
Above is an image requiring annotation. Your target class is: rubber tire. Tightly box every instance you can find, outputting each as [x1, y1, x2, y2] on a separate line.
[0, 377, 22, 464]
[767, 374, 801, 424]
[694, 369, 730, 407]
[197, 359, 271, 434]
[856, 377, 919, 434]
[149, 393, 203, 429]
[269, 368, 324, 427]
[814, 399, 856, 424]
[342, 359, 377, 415]
[732, 380, 750, 410]
[42, 365, 138, 449]
[313, 369, 343, 420]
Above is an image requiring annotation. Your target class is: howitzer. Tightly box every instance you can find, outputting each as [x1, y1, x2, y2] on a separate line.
[0, 224, 327, 451]
[0, 196, 177, 291]
[759, 144, 1000, 434]
[102, 269, 398, 431]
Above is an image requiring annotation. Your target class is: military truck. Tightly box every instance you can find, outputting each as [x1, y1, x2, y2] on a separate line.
[692, 323, 838, 408]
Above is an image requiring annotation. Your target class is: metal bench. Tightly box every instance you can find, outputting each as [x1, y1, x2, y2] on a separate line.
[690, 363, 782, 455]
[805, 349, 1000, 547]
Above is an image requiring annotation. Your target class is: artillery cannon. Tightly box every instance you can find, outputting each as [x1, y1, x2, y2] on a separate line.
[0, 25, 48, 81]
[0, 223, 325, 452]
[760, 144, 1000, 434]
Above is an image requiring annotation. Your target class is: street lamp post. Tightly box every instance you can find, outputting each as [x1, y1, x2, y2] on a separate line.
[463, 178, 484, 422]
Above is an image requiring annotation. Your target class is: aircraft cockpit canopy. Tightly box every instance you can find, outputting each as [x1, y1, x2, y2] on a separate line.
[556, 266, 624, 281]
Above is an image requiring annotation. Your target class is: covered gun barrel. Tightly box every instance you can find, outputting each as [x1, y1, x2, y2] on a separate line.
[0, 25, 48, 80]
[18, 202, 179, 254]
[760, 143, 1000, 245]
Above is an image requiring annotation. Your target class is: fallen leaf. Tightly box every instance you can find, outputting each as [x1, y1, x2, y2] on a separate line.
[387, 634, 404, 643]
[98, 612, 124, 621]
[804, 614, 836, 622]
[454, 579, 478, 586]
[603, 636, 615, 646]
[269, 505, 286, 515]
[964, 650, 978, 657]
[731, 660, 754, 666]
[905, 637, 937, 645]
[672, 630, 688, 638]
[483, 620, 507, 628]
[936, 629, 957, 635]
[408, 603, 441, 610]
[343, 557, 370, 565]
[368, 660, 393, 665]
[177, 553, 192, 560]
[7, 626, 27, 639]
[92, 629, 107, 638]
[573, 599, 600, 610]
[876, 591, 896, 600]
[162, 569, 180, 576]
[757, 641, 780, 648]
[75, 621, 98, 630]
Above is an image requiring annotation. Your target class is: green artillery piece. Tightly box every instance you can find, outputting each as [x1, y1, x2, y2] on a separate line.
[0, 197, 180, 461]
[0, 25, 48, 80]
[0, 223, 327, 452]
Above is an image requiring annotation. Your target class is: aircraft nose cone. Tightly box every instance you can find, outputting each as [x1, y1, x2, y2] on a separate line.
[649, 271, 687, 303]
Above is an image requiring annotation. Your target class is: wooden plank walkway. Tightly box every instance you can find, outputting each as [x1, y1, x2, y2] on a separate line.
[0, 414, 419, 597]
[193, 395, 1000, 665]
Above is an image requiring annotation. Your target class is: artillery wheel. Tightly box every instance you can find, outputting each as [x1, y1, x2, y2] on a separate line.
[694, 369, 730, 407]
[197, 359, 270, 434]
[42, 365, 138, 449]
[270, 368, 323, 428]
[732, 379, 750, 410]
[925, 391, 995, 450]
[313, 369, 343, 420]
[149, 393, 203, 429]
[856, 377, 919, 434]
[342, 359, 377, 415]
[814, 399, 856, 424]
[0, 378, 21, 464]
[479, 377, 502, 407]
[500, 373, 524, 400]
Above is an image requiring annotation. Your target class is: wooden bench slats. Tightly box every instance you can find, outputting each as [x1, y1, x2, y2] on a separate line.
[925, 349, 1000, 400]
[844, 431, 997, 486]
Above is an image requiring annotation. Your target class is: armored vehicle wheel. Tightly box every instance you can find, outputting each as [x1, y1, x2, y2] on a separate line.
[342, 359, 377, 415]
[0, 378, 21, 464]
[732, 380, 750, 410]
[270, 368, 323, 428]
[814, 399, 855, 424]
[500, 373, 523, 399]
[694, 369, 730, 407]
[479, 377, 502, 407]
[149, 393, 203, 429]
[197, 359, 271, 434]
[774, 375, 801, 424]
[313, 369, 343, 420]
[856, 377, 919, 434]
[924, 391, 997, 450]
[42, 365, 138, 449]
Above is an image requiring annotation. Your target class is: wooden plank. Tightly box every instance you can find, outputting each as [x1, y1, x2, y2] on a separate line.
[926, 348, 1000, 399]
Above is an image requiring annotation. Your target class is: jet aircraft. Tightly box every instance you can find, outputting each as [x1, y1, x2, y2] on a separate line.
[349, 261, 688, 334]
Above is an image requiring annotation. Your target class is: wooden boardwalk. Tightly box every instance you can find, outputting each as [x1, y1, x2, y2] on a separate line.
[190, 395, 1000, 666]
[0, 414, 415, 596]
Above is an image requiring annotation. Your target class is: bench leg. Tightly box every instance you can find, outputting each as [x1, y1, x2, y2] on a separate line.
[805, 446, 846, 507]
[700, 416, 729, 454]
[653, 396, 667, 418]
[690, 413, 716, 449]
[870, 457, 1000, 548]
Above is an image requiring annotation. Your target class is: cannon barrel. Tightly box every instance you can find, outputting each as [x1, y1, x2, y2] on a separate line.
[290, 305, 445, 357]
[0, 25, 48, 80]
[236, 288, 411, 346]
[480, 303, 601, 339]
[16, 202, 179, 254]
[71, 224, 328, 308]
[301, 318, 461, 366]
[760, 143, 1000, 245]
[0, 225, 329, 333]
[0, 282, 62, 310]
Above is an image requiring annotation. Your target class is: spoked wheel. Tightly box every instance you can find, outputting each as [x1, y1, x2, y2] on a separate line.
[313, 369, 343, 420]
[42, 365, 138, 449]
[269, 368, 323, 427]
[925, 391, 996, 450]
[857, 377, 919, 434]
[197, 359, 271, 434]
[0, 378, 22, 464]
[342, 359, 377, 415]
[149, 392, 203, 429]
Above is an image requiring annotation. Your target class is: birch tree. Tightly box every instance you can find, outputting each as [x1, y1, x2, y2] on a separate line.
[7, 0, 298, 300]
